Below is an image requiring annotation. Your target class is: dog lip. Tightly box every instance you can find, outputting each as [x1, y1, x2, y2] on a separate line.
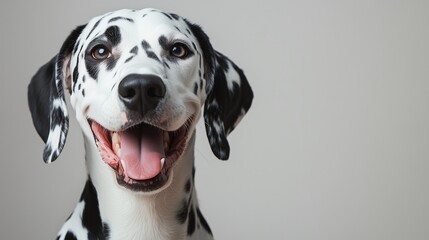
[116, 168, 170, 192]
[87, 116, 192, 192]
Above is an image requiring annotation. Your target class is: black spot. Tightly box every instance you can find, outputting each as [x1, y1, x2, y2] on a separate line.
[64, 231, 78, 240]
[42, 144, 52, 161]
[200, 79, 204, 90]
[175, 26, 181, 32]
[198, 70, 202, 78]
[79, 45, 84, 56]
[82, 75, 86, 83]
[170, 13, 180, 20]
[72, 73, 78, 91]
[72, 58, 80, 92]
[141, 40, 151, 50]
[164, 62, 170, 69]
[186, 28, 191, 35]
[192, 42, 197, 51]
[51, 106, 66, 126]
[192, 167, 196, 182]
[161, 12, 173, 20]
[103, 223, 110, 239]
[78, 83, 81, 90]
[194, 83, 198, 95]
[111, 82, 117, 91]
[141, 40, 160, 62]
[82, 89, 85, 97]
[187, 206, 196, 236]
[87, 18, 102, 40]
[73, 40, 80, 54]
[142, 13, 147, 18]
[176, 199, 189, 224]
[130, 46, 138, 54]
[146, 51, 160, 62]
[185, 178, 191, 193]
[106, 56, 119, 70]
[125, 46, 138, 63]
[108, 16, 134, 23]
[125, 55, 134, 63]
[158, 35, 169, 51]
[85, 58, 100, 80]
[105, 25, 121, 46]
[196, 207, 213, 236]
[80, 179, 108, 239]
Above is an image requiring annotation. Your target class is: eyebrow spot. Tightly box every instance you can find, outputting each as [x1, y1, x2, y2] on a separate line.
[158, 35, 169, 50]
[170, 13, 180, 20]
[161, 12, 173, 20]
[105, 25, 121, 46]
[108, 16, 134, 23]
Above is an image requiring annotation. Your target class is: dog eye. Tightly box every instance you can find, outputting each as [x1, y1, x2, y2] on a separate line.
[91, 44, 112, 60]
[169, 43, 189, 59]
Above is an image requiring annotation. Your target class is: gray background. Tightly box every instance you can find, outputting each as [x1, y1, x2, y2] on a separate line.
[1, 0, 428, 239]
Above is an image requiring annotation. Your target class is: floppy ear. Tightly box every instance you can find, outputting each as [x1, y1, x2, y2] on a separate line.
[28, 25, 86, 163]
[187, 22, 254, 160]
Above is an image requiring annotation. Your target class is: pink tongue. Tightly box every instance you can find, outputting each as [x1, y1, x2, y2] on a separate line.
[119, 126, 165, 180]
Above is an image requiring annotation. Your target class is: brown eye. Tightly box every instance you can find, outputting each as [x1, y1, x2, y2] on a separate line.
[170, 43, 189, 58]
[91, 44, 112, 60]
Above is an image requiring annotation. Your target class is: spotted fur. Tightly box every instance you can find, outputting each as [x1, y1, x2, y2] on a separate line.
[28, 8, 253, 240]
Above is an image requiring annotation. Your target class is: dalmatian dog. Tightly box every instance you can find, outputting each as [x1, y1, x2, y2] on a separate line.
[28, 8, 253, 240]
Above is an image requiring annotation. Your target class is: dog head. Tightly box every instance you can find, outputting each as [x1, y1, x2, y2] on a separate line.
[28, 8, 253, 192]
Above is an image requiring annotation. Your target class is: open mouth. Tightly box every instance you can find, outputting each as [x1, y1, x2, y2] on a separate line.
[89, 118, 191, 192]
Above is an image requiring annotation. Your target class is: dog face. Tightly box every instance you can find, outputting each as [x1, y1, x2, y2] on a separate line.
[28, 8, 253, 192]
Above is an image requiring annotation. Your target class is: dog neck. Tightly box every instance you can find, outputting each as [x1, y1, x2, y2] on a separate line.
[84, 132, 198, 240]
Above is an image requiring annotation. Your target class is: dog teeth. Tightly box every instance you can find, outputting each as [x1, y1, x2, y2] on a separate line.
[112, 132, 121, 156]
[160, 158, 165, 168]
[112, 132, 120, 144]
[121, 160, 128, 176]
[113, 144, 121, 156]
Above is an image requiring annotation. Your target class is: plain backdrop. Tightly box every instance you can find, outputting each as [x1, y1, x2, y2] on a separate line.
[1, 1, 428, 239]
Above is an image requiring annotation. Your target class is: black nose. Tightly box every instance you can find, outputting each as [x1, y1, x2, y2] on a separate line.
[118, 74, 166, 115]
